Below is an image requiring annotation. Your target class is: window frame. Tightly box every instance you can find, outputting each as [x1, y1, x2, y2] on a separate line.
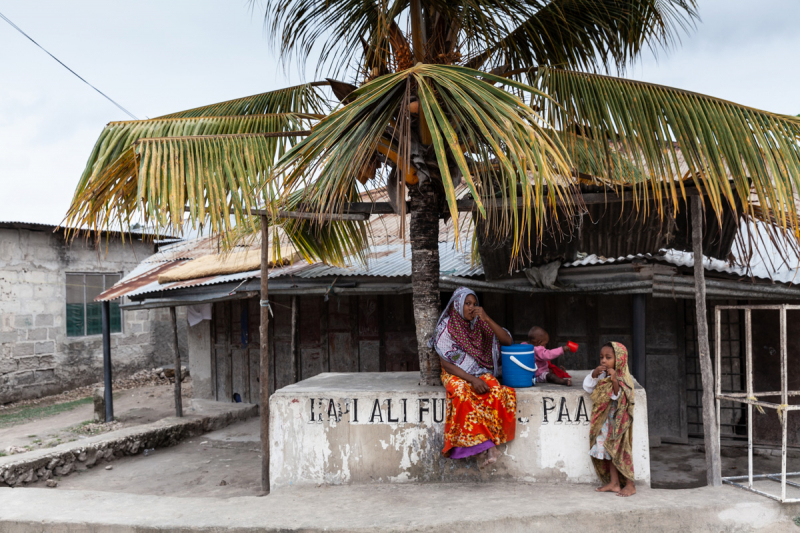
[66, 272, 124, 337]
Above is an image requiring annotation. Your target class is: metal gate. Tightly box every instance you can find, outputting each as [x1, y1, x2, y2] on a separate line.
[685, 300, 747, 439]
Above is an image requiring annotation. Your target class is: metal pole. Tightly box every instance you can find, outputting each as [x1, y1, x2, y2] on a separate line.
[101, 300, 114, 422]
[691, 195, 722, 487]
[745, 308, 753, 488]
[259, 216, 271, 494]
[632, 293, 646, 387]
[170, 306, 183, 417]
[781, 305, 788, 501]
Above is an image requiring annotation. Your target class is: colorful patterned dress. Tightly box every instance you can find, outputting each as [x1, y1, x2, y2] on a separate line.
[587, 342, 636, 484]
[428, 287, 516, 458]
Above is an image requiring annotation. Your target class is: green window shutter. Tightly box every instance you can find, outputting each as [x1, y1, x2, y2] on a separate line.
[66, 303, 85, 337]
[86, 303, 103, 336]
[109, 301, 122, 333]
[66, 274, 85, 337]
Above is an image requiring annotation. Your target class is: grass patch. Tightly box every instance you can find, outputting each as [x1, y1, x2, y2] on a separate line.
[0, 397, 92, 429]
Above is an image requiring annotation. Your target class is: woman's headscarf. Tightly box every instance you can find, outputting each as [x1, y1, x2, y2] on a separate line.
[427, 287, 500, 376]
[590, 342, 636, 484]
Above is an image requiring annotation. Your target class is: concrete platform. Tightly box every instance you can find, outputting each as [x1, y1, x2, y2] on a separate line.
[269, 371, 650, 489]
[1, 483, 798, 532]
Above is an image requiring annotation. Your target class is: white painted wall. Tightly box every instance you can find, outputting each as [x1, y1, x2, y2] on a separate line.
[270, 371, 650, 489]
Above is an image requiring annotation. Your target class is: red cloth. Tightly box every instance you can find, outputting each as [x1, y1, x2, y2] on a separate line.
[441, 370, 516, 457]
[547, 361, 571, 379]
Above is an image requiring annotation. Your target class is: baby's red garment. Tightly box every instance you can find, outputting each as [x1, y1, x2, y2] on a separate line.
[547, 361, 572, 379]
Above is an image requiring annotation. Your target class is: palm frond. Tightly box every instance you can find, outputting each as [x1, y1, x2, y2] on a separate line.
[74, 113, 317, 205]
[275, 64, 574, 257]
[466, 0, 697, 73]
[65, 131, 307, 236]
[221, 188, 369, 268]
[262, 0, 406, 78]
[534, 67, 800, 235]
[156, 82, 328, 118]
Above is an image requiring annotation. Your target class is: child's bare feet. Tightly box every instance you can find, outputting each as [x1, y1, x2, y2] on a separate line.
[545, 374, 572, 387]
[618, 482, 636, 497]
[595, 482, 620, 493]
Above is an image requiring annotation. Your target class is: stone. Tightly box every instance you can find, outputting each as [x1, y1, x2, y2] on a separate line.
[12, 343, 34, 357]
[25, 328, 47, 341]
[55, 463, 73, 476]
[14, 371, 35, 386]
[13, 315, 33, 329]
[45, 479, 58, 488]
[35, 314, 54, 327]
[34, 368, 56, 383]
[84, 450, 98, 467]
[15, 355, 39, 371]
[47, 458, 60, 471]
[93, 388, 106, 421]
[34, 341, 55, 355]
[105, 465, 113, 471]
[0, 358, 17, 374]
[219, 480, 227, 486]
[77, 451, 87, 462]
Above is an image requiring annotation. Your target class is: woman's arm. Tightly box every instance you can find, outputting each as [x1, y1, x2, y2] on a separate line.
[440, 357, 490, 394]
[472, 307, 513, 345]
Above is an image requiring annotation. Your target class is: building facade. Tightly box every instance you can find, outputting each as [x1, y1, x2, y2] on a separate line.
[0, 222, 186, 404]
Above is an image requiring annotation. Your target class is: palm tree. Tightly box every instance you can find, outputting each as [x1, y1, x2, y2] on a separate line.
[67, 1, 800, 389]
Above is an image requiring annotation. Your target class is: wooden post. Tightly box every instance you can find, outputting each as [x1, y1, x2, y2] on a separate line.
[691, 195, 722, 487]
[259, 216, 271, 494]
[170, 306, 182, 417]
[290, 295, 299, 383]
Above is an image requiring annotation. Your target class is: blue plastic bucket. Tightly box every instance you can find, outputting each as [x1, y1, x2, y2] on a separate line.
[501, 344, 537, 388]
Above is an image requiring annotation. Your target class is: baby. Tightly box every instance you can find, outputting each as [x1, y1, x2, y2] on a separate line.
[528, 326, 572, 386]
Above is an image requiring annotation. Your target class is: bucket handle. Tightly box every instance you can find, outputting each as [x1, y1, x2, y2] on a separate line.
[510, 355, 537, 373]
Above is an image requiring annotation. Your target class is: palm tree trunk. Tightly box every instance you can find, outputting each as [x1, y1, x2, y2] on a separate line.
[409, 180, 442, 385]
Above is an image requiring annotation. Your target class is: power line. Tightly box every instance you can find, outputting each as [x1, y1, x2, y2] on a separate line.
[0, 10, 138, 120]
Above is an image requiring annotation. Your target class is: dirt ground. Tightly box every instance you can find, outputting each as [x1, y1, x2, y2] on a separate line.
[28, 416, 261, 498]
[24, 413, 798, 498]
[0, 381, 191, 455]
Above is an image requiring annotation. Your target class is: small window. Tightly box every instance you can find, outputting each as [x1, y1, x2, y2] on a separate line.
[66, 273, 122, 337]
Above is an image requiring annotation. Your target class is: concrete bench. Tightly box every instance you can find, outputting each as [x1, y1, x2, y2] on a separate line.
[269, 371, 650, 490]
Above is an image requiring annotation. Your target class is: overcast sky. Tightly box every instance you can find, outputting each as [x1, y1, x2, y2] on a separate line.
[0, 0, 798, 225]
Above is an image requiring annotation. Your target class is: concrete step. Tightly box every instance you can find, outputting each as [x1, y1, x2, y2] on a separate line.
[1, 483, 797, 532]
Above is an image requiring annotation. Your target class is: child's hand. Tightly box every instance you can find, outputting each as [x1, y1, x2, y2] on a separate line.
[605, 367, 617, 380]
[592, 365, 606, 378]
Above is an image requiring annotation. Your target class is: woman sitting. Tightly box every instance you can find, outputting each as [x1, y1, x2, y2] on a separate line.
[428, 287, 516, 467]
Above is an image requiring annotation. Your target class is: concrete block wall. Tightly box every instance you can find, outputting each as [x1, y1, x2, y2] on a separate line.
[0, 227, 187, 404]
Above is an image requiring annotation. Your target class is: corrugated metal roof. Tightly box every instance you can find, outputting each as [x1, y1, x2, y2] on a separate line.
[99, 242, 481, 301]
[0, 221, 174, 238]
[565, 250, 800, 284]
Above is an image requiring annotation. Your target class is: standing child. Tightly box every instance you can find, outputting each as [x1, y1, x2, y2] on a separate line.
[528, 326, 572, 386]
[583, 341, 636, 497]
